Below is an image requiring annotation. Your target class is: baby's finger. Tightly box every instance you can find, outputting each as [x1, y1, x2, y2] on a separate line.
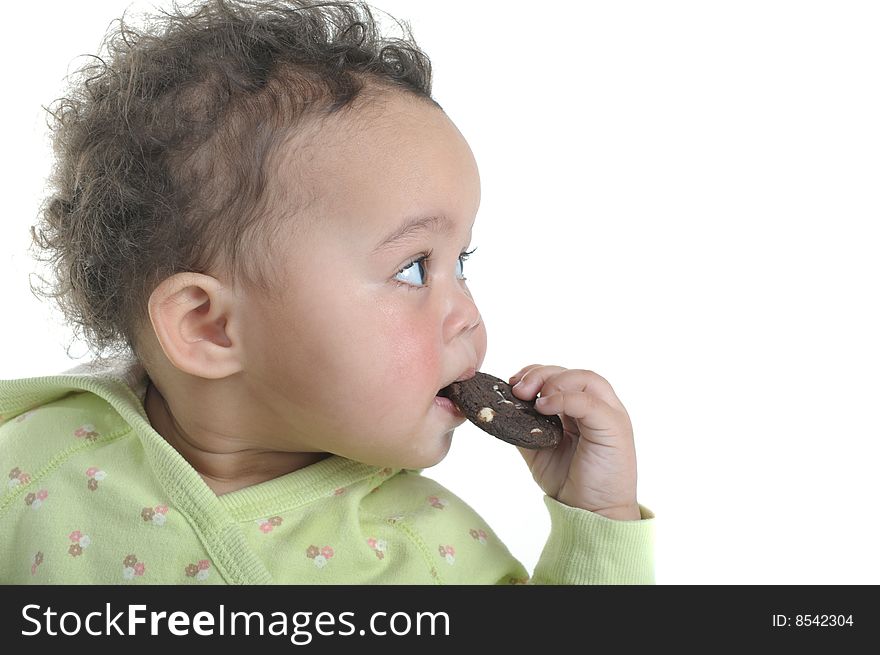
[535, 391, 619, 440]
[537, 369, 620, 408]
[508, 364, 542, 386]
[510, 365, 568, 400]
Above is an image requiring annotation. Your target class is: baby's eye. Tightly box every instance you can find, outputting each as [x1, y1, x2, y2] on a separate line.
[394, 248, 476, 288]
[395, 254, 429, 286]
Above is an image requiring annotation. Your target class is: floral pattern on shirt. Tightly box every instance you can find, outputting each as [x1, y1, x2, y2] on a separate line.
[141, 504, 169, 526]
[68, 530, 92, 557]
[427, 495, 448, 510]
[256, 516, 283, 533]
[74, 424, 100, 441]
[30, 551, 44, 576]
[366, 537, 387, 560]
[24, 489, 48, 510]
[306, 545, 335, 568]
[185, 559, 211, 581]
[122, 554, 146, 579]
[86, 466, 107, 491]
[438, 544, 456, 565]
[7, 466, 32, 490]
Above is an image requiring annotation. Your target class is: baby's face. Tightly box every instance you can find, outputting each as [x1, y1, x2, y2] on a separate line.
[241, 94, 486, 469]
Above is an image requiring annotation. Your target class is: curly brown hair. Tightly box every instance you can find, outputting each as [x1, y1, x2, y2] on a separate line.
[28, 0, 439, 363]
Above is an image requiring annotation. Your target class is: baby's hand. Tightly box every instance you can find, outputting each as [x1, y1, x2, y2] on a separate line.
[509, 365, 640, 520]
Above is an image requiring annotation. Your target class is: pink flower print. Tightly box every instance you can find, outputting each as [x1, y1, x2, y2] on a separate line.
[123, 554, 144, 580]
[68, 531, 91, 555]
[256, 516, 281, 533]
[438, 544, 456, 565]
[184, 560, 210, 581]
[31, 551, 43, 576]
[332, 487, 346, 496]
[367, 537, 387, 560]
[25, 489, 48, 510]
[85, 467, 106, 491]
[140, 505, 168, 525]
[7, 467, 31, 490]
[469, 528, 488, 545]
[307, 545, 334, 568]
[74, 424, 100, 441]
[427, 495, 448, 510]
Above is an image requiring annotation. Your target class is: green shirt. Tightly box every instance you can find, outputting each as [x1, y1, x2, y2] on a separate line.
[0, 357, 654, 584]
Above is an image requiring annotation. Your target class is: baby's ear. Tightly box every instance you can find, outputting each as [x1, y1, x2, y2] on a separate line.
[147, 272, 243, 380]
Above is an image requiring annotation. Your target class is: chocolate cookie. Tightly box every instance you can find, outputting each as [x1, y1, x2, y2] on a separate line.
[439, 371, 563, 449]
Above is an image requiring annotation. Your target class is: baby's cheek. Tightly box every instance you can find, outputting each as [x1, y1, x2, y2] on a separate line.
[383, 331, 441, 392]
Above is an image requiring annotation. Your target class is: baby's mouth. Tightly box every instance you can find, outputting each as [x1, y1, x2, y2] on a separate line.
[435, 366, 477, 410]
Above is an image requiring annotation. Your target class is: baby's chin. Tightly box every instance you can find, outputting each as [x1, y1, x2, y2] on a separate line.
[410, 429, 456, 470]
[364, 429, 455, 471]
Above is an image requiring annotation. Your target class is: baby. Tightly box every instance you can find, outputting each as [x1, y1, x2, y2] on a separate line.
[0, 0, 653, 584]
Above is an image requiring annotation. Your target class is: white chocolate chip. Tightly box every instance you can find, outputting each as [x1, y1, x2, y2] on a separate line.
[492, 385, 499, 391]
[530, 428, 543, 435]
[478, 407, 495, 423]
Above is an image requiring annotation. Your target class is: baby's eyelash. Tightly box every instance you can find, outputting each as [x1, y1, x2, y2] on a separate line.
[394, 247, 478, 290]
[396, 248, 433, 277]
[461, 246, 478, 261]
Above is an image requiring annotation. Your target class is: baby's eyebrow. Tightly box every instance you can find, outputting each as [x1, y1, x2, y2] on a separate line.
[372, 214, 454, 253]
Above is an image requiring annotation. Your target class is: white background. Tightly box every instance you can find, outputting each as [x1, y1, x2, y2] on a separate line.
[2, 1, 878, 584]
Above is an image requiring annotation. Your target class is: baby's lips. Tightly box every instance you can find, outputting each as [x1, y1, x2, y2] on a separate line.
[456, 367, 477, 382]
[437, 366, 477, 399]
